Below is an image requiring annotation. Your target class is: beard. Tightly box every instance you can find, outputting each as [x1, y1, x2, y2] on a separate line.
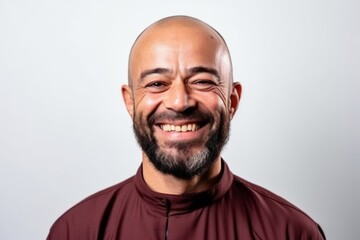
[132, 108, 230, 179]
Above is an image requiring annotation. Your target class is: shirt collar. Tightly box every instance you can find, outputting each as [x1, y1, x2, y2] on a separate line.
[134, 159, 233, 214]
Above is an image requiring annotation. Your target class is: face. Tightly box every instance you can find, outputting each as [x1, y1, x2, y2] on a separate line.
[123, 20, 241, 179]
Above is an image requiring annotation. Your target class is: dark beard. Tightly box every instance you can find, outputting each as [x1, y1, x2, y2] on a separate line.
[132, 108, 230, 179]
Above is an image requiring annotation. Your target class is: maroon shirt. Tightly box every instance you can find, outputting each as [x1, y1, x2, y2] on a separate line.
[47, 161, 325, 239]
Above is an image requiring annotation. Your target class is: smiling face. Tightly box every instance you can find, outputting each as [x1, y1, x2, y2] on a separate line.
[122, 17, 241, 179]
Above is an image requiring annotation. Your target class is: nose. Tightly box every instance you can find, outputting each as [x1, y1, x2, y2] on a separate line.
[163, 81, 196, 112]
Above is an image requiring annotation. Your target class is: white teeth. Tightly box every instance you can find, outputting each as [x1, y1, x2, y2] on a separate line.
[160, 124, 198, 132]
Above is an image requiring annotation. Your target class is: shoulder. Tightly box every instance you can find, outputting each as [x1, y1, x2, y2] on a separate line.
[232, 175, 306, 214]
[47, 176, 136, 240]
[63, 175, 135, 216]
[231, 175, 326, 239]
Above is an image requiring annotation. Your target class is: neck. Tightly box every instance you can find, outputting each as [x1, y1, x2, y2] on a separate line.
[142, 154, 222, 195]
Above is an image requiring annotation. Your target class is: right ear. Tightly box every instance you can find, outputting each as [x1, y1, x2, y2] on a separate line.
[121, 85, 134, 118]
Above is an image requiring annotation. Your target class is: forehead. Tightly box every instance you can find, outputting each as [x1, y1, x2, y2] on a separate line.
[129, 22, 227, 80]
[135, 19, 222, 50]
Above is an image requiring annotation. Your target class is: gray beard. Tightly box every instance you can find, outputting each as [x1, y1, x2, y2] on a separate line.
[153, 142, 212, 178]
[132, 109, 229, 179]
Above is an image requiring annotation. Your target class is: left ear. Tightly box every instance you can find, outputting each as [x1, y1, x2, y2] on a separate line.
[228, 82, 242, 120]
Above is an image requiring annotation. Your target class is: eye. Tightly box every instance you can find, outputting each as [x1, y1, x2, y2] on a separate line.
[191, 79, 218, 90]
[144, 81, 169, 92]
[195, 80, 216, 85]
[147, 81, 164, 87]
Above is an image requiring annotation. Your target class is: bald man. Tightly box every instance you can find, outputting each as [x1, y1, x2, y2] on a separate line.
[47, 16, 325, 240]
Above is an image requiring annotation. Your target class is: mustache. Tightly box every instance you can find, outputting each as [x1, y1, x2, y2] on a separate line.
[147, 108, 214, 125]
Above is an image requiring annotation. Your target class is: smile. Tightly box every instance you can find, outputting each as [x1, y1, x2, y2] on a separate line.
[160, 124, 199, 132]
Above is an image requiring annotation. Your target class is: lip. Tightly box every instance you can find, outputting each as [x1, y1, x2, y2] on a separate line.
[153, 121, 209, 142]
[155, 119, 204, 126]
[155, 119, 207, 132]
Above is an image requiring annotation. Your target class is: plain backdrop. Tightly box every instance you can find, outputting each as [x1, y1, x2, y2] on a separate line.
[1, 0, 359, 239]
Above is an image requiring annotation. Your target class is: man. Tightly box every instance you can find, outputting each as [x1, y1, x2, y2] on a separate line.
[47, 16, 325, 239]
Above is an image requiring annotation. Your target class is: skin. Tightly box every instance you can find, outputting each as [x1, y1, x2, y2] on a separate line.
[122, 16, 242, 194]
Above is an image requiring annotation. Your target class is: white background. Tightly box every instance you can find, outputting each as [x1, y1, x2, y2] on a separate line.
[1, 0, 359, 239]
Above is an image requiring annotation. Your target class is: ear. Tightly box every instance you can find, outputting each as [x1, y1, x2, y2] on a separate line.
[229, 82, 242, 120]
[121, 85, 134, 118]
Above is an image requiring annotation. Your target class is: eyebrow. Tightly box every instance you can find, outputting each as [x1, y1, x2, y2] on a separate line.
[139, 66, 220, 81]
[187, 66, 220, 81]
[140, 68, 171, 80]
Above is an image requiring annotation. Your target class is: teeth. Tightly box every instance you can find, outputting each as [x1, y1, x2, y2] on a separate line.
[160, 124, 198, 132]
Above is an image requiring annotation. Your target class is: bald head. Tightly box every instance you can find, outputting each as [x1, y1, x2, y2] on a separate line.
[128, 16, 233, 87]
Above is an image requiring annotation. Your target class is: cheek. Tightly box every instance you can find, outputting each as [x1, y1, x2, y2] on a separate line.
[198, 90, 228, 112]
[134, 92, 162, 115]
